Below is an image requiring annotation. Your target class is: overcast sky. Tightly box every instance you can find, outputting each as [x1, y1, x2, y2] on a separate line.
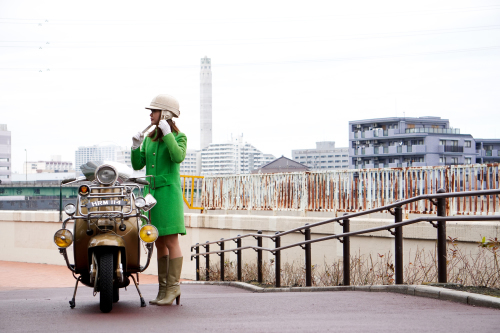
[1, 0, 500, 173]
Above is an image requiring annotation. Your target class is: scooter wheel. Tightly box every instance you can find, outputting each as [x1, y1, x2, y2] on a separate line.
[99, 252, 114, 313]
[69, 300, 75, 308]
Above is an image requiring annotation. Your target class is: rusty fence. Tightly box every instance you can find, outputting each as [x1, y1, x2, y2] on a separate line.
[201, 163, 500, 215]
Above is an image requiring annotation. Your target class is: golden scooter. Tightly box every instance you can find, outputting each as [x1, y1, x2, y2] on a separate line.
[54, 161, 158, 313]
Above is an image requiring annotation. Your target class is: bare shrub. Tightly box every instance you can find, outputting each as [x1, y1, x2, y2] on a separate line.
[197, 237, 500, 288]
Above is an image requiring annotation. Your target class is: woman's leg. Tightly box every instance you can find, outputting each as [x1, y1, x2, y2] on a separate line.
[157, 234, 183, 305]
[155, 234, 182, 258]
[155, 236, 168, 258]
[163, 234, 182, 259]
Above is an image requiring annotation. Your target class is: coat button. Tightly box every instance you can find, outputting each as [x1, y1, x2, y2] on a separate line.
[152, 165, 155, 168]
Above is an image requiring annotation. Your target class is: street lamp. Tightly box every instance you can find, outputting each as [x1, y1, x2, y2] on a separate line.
[24, 149, 27, 183]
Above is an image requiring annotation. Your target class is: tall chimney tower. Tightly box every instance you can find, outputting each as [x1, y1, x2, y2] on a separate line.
[200, 56, 212, 149]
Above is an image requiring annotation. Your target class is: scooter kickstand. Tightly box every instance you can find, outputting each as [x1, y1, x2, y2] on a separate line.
[130, 274, 146, 307]
[69, 276, 82, 308]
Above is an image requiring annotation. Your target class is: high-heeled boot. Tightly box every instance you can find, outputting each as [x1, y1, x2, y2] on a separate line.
[157, 256, 182, 305]
[149, 255, 169, 305]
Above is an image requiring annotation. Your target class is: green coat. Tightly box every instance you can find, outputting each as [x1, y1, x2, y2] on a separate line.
[131, 130, 187, 236]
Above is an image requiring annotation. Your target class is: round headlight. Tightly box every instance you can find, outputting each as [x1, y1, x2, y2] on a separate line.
[139, 225, 158, 243]
[135, 197, 146, 209]
[95, 165, 118, 185]
[64, 203, 76, 216]
[54, 229, 73, 248]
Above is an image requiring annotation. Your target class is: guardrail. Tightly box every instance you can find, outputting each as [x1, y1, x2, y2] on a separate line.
[201, 163, 500, 215]
[180, 175, 203, 210]
[191, 188, 500, 287]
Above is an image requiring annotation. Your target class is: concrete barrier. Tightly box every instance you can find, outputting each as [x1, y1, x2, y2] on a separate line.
[0, 211, 498, 281]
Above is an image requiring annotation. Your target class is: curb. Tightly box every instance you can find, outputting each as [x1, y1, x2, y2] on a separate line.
[181, 281, 500, 310]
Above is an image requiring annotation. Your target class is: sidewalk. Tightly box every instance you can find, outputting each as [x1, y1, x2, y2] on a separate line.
[0, 261, 159, 290]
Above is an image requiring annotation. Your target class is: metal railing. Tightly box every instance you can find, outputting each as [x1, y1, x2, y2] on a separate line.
[201, 163, 500, 215]
[191, 188, 500, 287]
[180, 175, 204, 210]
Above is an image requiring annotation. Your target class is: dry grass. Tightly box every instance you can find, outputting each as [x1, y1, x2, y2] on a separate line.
[198, 237, 500, 288]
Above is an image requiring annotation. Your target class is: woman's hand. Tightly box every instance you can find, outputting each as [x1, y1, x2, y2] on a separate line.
[158, 119, 172, 136]
[132, 132, 144, 149]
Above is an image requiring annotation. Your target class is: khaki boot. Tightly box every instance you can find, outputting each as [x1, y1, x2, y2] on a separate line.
[157, 257, 182, 306]
[149, 255, 169, 305]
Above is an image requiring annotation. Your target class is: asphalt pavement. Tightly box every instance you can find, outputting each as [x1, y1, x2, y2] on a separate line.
[0, 261, 499, 332]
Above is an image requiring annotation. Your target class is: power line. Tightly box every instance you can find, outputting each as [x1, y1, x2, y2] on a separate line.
[1, 25, 500, 48]
[1, 45, 499, 72]
[1, 4, 500, 25]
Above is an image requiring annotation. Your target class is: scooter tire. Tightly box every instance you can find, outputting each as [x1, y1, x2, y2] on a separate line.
[99, 252, 114, 313]
[113, 286, 119, 303]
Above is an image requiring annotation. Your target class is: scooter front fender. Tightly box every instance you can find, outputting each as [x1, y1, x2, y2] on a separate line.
[88, 234, 125, 248]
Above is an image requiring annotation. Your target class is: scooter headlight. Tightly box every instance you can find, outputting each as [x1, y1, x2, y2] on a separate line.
[64, 203, 76, 216]
[54, 229, 73, 248]
[95, 164, 118, 186]
[135, 197, 146, 209]
[139, 225, 158, 243]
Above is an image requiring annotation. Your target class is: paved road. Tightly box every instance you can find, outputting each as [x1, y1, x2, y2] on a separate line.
[1, 284, 499, 332]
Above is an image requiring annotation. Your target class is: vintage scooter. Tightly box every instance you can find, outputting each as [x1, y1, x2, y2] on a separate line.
[53, 161, 158, 313]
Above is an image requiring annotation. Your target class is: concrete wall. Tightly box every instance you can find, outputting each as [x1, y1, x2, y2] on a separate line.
[1, 211, 499, 281]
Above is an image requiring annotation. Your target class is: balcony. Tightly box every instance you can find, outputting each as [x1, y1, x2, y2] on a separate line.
[444, 145, 464, 153]
[405, 127, 460, 134]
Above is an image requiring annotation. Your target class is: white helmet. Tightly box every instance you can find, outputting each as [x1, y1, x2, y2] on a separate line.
[145, 94, 180, 118]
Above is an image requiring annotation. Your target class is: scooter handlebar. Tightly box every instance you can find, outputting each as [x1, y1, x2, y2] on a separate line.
[129, 178, 149, 186]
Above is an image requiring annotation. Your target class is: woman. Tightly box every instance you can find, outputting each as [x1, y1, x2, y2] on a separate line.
[130, 94, 187, 306]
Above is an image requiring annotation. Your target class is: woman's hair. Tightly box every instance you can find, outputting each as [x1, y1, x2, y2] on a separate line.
[148, 119, 180, 141]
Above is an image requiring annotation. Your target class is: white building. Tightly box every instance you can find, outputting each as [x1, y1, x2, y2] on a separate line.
[200, 56, 213, 150]
[75, 144, 132, 175]
[23, 155, 73, 174]
[201, 135, 275, 175]
[0, 124, 11, 183]
[180, 149, 201, 175]
[292, 141, 349, 170]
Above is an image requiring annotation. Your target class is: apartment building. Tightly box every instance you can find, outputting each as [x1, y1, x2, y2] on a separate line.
[201, 135, 275, 175]
[292, 141, 349, 170]
[75, 145, 131, 175]
[0, 124, 11, 183]
[180, 149, 201, 175]
[348, 117, 476, 169]
[475, 139, 500, 164]
[23, 156, 73, 174]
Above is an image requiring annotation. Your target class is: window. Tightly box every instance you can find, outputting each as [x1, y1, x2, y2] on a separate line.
[440, 157, 444, 163]
[464, 141, 471, 148]
[439, 140, 446, 146]
[0, 158, 8, 162]
[465, 157, 471, 164]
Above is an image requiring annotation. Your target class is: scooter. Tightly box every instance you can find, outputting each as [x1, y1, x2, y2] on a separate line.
[53, 161, 158, 313]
